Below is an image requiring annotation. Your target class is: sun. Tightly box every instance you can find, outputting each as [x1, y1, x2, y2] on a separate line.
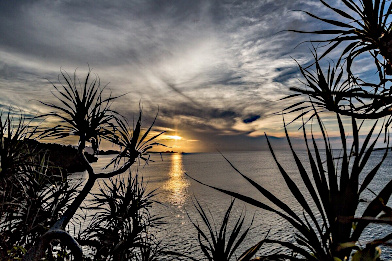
[166, 135, 182, 140]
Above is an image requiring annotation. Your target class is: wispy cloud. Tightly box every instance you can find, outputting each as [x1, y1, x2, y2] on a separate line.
[0, 0, 347, 151]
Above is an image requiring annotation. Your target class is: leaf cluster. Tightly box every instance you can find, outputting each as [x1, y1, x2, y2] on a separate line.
[39, 69, 121, 153]
[294, 0, 392, 72]
[287, 1, 392, 121]
[1, 69, 166, 260]
[78, 174, 162, 260]
[0, 112, 36, 178]
[0, 112, 81, 260]
[104, 112, 165, 170]
[188, 199, 265, 261]
[193, 112, 392, 260]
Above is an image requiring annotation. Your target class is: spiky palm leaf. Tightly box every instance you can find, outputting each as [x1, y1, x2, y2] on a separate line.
[293, 0, 392, 74]
[188, 199, 265, 261]
[0, 151, 81, 257]
[39, 69, 122, 152]
[104, 112, 165, 169]
[284, 51, 392, 120]
[188, 112, 391, 260]
[0, 111, 36, 178]
[79, 174, 161, 260]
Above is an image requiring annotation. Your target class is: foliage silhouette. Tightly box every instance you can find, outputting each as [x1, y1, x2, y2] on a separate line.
[190, 113, 391, 260]
[188, 199, 267, 261]
[78, 174, 162, 260]
[0, 111, 82, 259]
[189, 1, 392, 260]
[0, 69, 164, 260]
[289, 0, 392, 121]
[292, 0, 392, 74]
[39, 69, 123, 153]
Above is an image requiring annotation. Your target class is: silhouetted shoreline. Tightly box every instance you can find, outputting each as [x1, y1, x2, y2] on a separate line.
[24, 139, 97, 176]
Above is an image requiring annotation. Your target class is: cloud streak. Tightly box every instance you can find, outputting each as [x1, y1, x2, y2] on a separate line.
[0, 0, 340, 151]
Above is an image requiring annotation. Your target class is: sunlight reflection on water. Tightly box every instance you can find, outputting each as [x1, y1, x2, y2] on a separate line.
[163, 153, 190, 208]
[70, 152, 392, 259]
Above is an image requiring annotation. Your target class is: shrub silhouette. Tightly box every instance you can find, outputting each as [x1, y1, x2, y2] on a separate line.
[190, 1, 392, 260]
[188, 199, 267, 261]
[0, 69, 164, 260]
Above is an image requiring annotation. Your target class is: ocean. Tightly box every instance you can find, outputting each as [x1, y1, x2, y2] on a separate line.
[71, 150, 392, 259]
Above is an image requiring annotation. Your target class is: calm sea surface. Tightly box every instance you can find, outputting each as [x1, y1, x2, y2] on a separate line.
[71, 150, 392, 259]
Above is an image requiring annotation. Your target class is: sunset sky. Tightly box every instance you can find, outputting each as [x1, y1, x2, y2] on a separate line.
[0, 1, 375, 152]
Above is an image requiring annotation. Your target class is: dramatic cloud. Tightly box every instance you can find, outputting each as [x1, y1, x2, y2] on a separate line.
[243, 115, 261, 124]
[0, 0, 346, 151]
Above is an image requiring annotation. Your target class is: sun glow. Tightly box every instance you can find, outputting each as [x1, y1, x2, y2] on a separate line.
[166, 135, 182, 140]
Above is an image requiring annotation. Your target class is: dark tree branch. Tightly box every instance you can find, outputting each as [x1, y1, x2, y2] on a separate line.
[95, 161, 133, 179]
[23, 229, 82, 261]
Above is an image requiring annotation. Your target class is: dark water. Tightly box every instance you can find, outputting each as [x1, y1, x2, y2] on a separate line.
[72, 150, 392, 259]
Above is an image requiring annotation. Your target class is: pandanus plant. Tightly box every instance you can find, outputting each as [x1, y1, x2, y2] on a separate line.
[79, 174, 161, 260]
[23, 69, 163, 261]
[188, 199, 267, 261]
[191, 112, 392, 260]
[0, 111, 82, 259]
[293, 0, 392, 74]
[289, 1, 392, 121]
[283, 51, 392, 123]
[0, 112, 35, 178]
[39, 69, 122, 153]
[188, 1, 392, 259]
[104, 112, 165, 169]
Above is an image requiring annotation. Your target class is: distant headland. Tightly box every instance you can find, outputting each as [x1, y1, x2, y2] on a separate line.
[24, 139, 97, 176]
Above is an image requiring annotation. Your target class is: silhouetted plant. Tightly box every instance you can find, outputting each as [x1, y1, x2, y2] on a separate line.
[18, 69, 163, 261]
[0, 111, 83, 260]
[1, 169, 81, 259]
[283, 51, 392, 123]
[284, 3, 392, 258]
[134, 236, 163, 261]
[288, 0, 392, 121]
[39, 68, 123, 153]
[191, 112, 391, 260]
[183, 2, 392, 260]
[247, 1, 392, 259]
[0, 111, 35, 179]
[292, 0, 392, 74]
[282, 52, 355, 122]
[188, 199, 267, 261]
[104, 112, 164, 169]
[78, 173, 161, 260]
